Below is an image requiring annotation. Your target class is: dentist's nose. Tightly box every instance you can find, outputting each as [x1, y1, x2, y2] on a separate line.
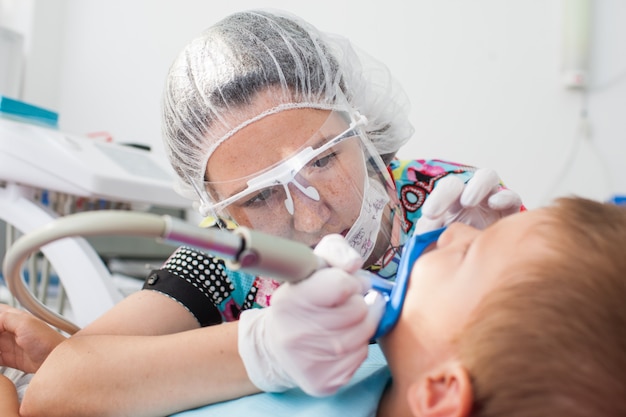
[289, 184, 331, 233]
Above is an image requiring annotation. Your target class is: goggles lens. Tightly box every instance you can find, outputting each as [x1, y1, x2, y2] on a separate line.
[210, 116, 365, 215]
[202, 112, 372, 233]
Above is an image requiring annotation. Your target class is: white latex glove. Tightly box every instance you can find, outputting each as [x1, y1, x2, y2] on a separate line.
[238, 234, 386, 396]
[414, 168, 523, 234]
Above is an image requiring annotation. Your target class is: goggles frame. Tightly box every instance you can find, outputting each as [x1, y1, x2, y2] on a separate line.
[203, 112, 368, 216]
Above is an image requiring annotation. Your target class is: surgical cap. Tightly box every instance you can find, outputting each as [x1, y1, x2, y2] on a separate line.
[162, 9, 414, 201]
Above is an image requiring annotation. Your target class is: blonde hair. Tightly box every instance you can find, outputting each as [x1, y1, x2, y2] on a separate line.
[458, 197, 626, 417]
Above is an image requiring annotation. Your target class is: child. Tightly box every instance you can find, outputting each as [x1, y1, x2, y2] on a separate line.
[378, 196, 626, 416]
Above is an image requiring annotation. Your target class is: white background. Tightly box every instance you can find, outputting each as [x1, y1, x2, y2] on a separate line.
[3, 0, 626, 209]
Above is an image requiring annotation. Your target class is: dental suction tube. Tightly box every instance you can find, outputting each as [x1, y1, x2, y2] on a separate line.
[2, 210, 322, 334]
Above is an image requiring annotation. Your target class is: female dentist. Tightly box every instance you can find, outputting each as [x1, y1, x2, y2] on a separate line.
[13, 9, 521, 417]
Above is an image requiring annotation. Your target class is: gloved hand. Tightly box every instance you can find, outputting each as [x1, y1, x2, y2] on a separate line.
[414, 168, 523, 234]
[238, 234, 386, 396]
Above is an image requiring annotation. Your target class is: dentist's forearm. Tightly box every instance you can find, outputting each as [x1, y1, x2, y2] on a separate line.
[20, 321, 258, 417]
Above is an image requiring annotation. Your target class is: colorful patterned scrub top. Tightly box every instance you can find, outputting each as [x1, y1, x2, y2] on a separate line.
[142, 159, 476, 326]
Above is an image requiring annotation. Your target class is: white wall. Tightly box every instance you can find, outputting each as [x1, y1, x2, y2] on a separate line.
[21, 0, 626, 209]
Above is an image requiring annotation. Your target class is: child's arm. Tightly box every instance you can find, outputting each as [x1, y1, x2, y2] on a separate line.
[0, 304, 66, 374]
[0, 374, 21, 417]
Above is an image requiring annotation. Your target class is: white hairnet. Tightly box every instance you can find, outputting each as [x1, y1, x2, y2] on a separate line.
[162, 9, 414, 201]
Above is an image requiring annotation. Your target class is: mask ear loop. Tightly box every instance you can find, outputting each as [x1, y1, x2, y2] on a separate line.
[372, 226, 447, 339]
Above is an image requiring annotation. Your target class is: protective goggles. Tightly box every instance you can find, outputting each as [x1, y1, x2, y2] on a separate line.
[207, 112, 367, 216]
[200, 110, 389, 242]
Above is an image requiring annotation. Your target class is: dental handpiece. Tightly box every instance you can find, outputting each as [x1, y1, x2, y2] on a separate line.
[163, 217, 325, 282]
[164, 216, 395, 291]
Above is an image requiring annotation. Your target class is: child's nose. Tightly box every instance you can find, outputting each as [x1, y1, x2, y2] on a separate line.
[436, 222, 479, 248]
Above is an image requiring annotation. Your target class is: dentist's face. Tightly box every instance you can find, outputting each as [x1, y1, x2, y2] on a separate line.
[205, 108, 366, 248]
[379, 209, 552, 377]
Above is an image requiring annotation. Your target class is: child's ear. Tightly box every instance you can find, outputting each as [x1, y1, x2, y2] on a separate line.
[406, 362, 472, 417]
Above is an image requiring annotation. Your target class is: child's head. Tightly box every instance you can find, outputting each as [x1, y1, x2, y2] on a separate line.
[378, 197, 626, 417]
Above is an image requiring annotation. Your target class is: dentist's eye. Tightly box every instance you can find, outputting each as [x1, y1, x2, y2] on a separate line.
[311, 152, 338, 169]
[242, 188, 278, 207]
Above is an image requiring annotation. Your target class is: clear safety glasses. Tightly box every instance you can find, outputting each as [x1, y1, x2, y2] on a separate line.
[200, 111, 378, 236]
[208, 113, 366, 215]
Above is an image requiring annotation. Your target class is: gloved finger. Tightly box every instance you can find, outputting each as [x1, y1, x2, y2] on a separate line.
[413, 215, 445, 235]
[460, 168, 500, 207]
[268, 298, 370, 364]
[271, 269, 364, 308]
[364, 290, 386, 322]
[308, 294, 370, 331]
[313, 234, 363, 273]
[311, 291, 384, 356]
[272, 295, 374, 353]
[421, 175, 465, 218]
[363, 289, 386, 335]
[487, 189, 522, 211]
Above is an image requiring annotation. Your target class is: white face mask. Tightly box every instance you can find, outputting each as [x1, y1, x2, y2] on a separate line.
[344, 176, 389, 261]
